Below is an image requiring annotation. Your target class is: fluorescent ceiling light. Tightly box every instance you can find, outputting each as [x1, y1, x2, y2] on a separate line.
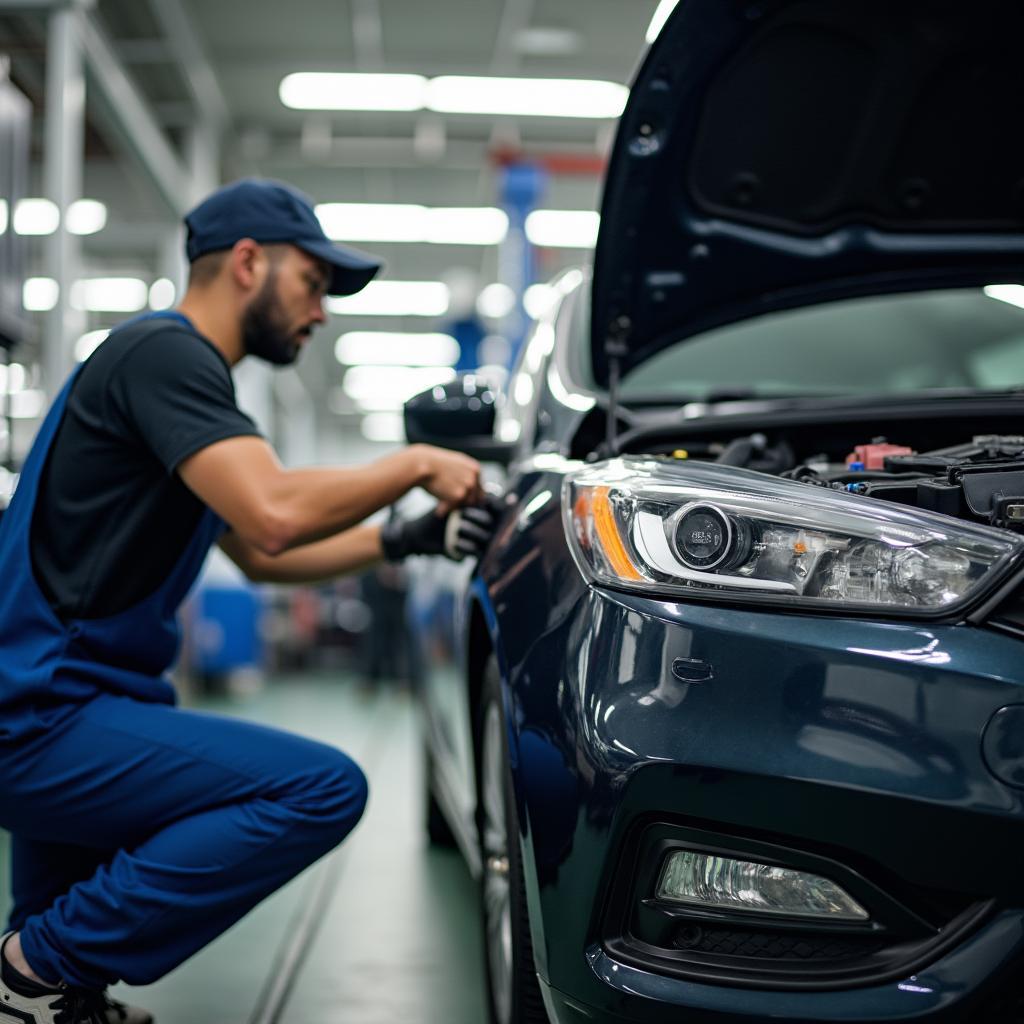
[361, 412, 406, 443]
[23, 277, 59, 312]
[66, 199, 107, 235]
[280, 72, 427, 111]
[524, 283, 557, 320]
[70, 277, 148, 313]
[342, 365, 456, 411]
[315, 203, 507, 245]
[426, 207, 508, 245]
[149, 278, 176, 310]
[335, 331, 460, 367]
[646, 0, 680, 43]
[327, 281, 450, 317]
[0, 363, 26, 394]
[427, 76, 627, 119]
[75, 330, 110, 362]
[984, 284, 1024, 310]
[279, 73, 626, 119]
[9, 390, 45, 419]
[14, 199, 59, 235]
[11, 197, 107, 235]
[0, 200, 7, 235]
[526, 210, 600, 249]
[477, 283, 516, 319]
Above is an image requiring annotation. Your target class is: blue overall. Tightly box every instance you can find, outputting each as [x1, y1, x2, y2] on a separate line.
[0, 315, 368, 988]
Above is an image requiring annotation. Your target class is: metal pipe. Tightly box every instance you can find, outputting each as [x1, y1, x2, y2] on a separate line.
[43, 3, 85, 397]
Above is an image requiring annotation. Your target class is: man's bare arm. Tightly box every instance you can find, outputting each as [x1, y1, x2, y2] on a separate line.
[219, 525, 384, 583]
[178, 435, 481, 556]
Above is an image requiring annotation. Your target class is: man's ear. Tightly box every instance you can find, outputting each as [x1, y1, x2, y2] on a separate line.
[230, 238, 264, 292]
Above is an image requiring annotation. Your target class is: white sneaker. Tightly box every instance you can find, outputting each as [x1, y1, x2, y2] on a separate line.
[0, 933, 154, 1024]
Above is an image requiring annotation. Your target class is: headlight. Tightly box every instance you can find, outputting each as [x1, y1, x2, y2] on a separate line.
[563, 458, 1024, 614]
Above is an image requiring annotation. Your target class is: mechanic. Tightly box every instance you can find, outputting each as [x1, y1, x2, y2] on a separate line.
[0, 178, 495, 1024]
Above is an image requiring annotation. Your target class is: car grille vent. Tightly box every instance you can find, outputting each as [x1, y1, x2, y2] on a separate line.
[673, 924, 883, 962]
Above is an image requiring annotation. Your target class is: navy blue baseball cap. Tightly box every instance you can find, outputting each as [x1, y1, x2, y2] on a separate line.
[184, 178, 382, 296]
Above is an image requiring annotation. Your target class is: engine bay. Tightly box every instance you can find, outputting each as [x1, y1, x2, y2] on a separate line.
[602, 415, 1024, 534]
[782, 436, 1024, 532]
[682, 433, 1024, 533]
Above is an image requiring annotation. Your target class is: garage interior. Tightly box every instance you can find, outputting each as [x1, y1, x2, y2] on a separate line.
[0, 2, 665, 1022]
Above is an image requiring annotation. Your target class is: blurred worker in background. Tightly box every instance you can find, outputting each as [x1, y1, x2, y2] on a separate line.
[0, 178, 496, 1024]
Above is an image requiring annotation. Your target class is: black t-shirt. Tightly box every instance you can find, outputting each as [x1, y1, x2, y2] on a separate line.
[30, 314, 260, 620]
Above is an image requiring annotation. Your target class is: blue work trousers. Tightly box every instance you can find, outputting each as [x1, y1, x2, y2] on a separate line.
[0, 694, 368, 989]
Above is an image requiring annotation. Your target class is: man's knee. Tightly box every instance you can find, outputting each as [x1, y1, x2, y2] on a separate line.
[323, 750, 369, 839]
[287, 747, 368, 847]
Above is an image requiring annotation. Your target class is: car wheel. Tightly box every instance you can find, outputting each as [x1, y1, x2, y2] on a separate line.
[478, 657, 548, 1024]
[424, 745, 458, 847]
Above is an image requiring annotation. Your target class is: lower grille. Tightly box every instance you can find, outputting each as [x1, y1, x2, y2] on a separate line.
[674, 924, 883, 962]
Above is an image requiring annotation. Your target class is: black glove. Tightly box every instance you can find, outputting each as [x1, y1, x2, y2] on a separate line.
[381, 498, 501, 562]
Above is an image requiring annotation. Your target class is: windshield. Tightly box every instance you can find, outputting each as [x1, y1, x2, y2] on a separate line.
[619, 288, 1024, 402]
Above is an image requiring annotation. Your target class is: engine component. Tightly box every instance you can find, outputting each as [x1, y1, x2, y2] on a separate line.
[845, 440, 914, 470]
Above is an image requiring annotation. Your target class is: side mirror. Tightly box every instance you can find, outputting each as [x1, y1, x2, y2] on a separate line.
[404, 374, 517, 465]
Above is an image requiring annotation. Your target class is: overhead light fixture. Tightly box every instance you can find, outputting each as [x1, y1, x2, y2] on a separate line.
[11, 198, 108, 235]
[0, 200, 7, 235]
[23, 277, 59, 312]
[342, 365, 456, 411]
[425, 207, 508, 245]
[315, 203, 508, 246]
[75, 330, 110, 362]
[335, 331, 460, 367]
[526, 209, 600, 249]
[149, 278, 176, 310]
[70, 278, 148, 313]
[984, 284, 1024, 310]
[427, 76, 627, 119]
[0, 363, 26, 394]
[327, 280, 450, 318]
[646, 0, 680, 43]
[524, 283, 557, 320]
[360, 412, 407, 443]
[477, 283, 516, 320]
[279, 73, 627, 119]
[14, 199, 59, 236]
[280, 72, 427, 111]
[66, 199, 107, 235]
[9, 390, 46, 419]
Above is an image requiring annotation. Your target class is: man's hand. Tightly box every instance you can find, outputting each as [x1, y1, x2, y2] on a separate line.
[412, 445, 484, 511]
[381, 497, 501, 562]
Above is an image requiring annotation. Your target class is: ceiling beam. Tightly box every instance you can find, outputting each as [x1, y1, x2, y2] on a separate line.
[143, 0, 228, 128]
[76, 8, 190, 214]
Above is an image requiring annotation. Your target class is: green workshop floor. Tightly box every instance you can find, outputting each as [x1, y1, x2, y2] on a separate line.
[0, 675, 489, 1024]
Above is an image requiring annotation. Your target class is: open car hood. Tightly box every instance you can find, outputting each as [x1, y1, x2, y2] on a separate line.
[591, 0, 1024, 387]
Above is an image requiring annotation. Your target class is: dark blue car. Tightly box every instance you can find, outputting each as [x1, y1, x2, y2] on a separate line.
[405, 1, 1024, 1020]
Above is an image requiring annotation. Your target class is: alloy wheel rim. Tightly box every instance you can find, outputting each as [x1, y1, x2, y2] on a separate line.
[482, 700, 513, 1024]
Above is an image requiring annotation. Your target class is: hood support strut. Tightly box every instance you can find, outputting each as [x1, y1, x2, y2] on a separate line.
[605, 316, 631, 455]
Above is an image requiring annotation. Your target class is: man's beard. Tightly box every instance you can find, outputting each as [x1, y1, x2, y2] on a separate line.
[241, 271, 306, 366]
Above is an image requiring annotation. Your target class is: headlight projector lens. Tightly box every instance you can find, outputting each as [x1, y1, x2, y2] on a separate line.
[673, 503, 751, 572]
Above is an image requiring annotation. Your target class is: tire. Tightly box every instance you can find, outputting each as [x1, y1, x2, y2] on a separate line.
[425, 745, 458, 847]
[477, 657, 548, 1024]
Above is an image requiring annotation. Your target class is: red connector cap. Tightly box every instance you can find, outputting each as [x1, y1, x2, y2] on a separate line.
[845, 443, 914, 471]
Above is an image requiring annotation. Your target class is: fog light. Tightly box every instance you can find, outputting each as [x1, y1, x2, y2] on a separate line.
[656, 851, 869, 922]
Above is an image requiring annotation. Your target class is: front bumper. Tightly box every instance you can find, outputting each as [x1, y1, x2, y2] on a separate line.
[539, 910, 1024, 1022]
[508, 587, 1024, 1021]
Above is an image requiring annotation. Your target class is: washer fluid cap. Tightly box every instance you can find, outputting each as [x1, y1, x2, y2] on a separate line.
[982, 705, 1024, 789]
